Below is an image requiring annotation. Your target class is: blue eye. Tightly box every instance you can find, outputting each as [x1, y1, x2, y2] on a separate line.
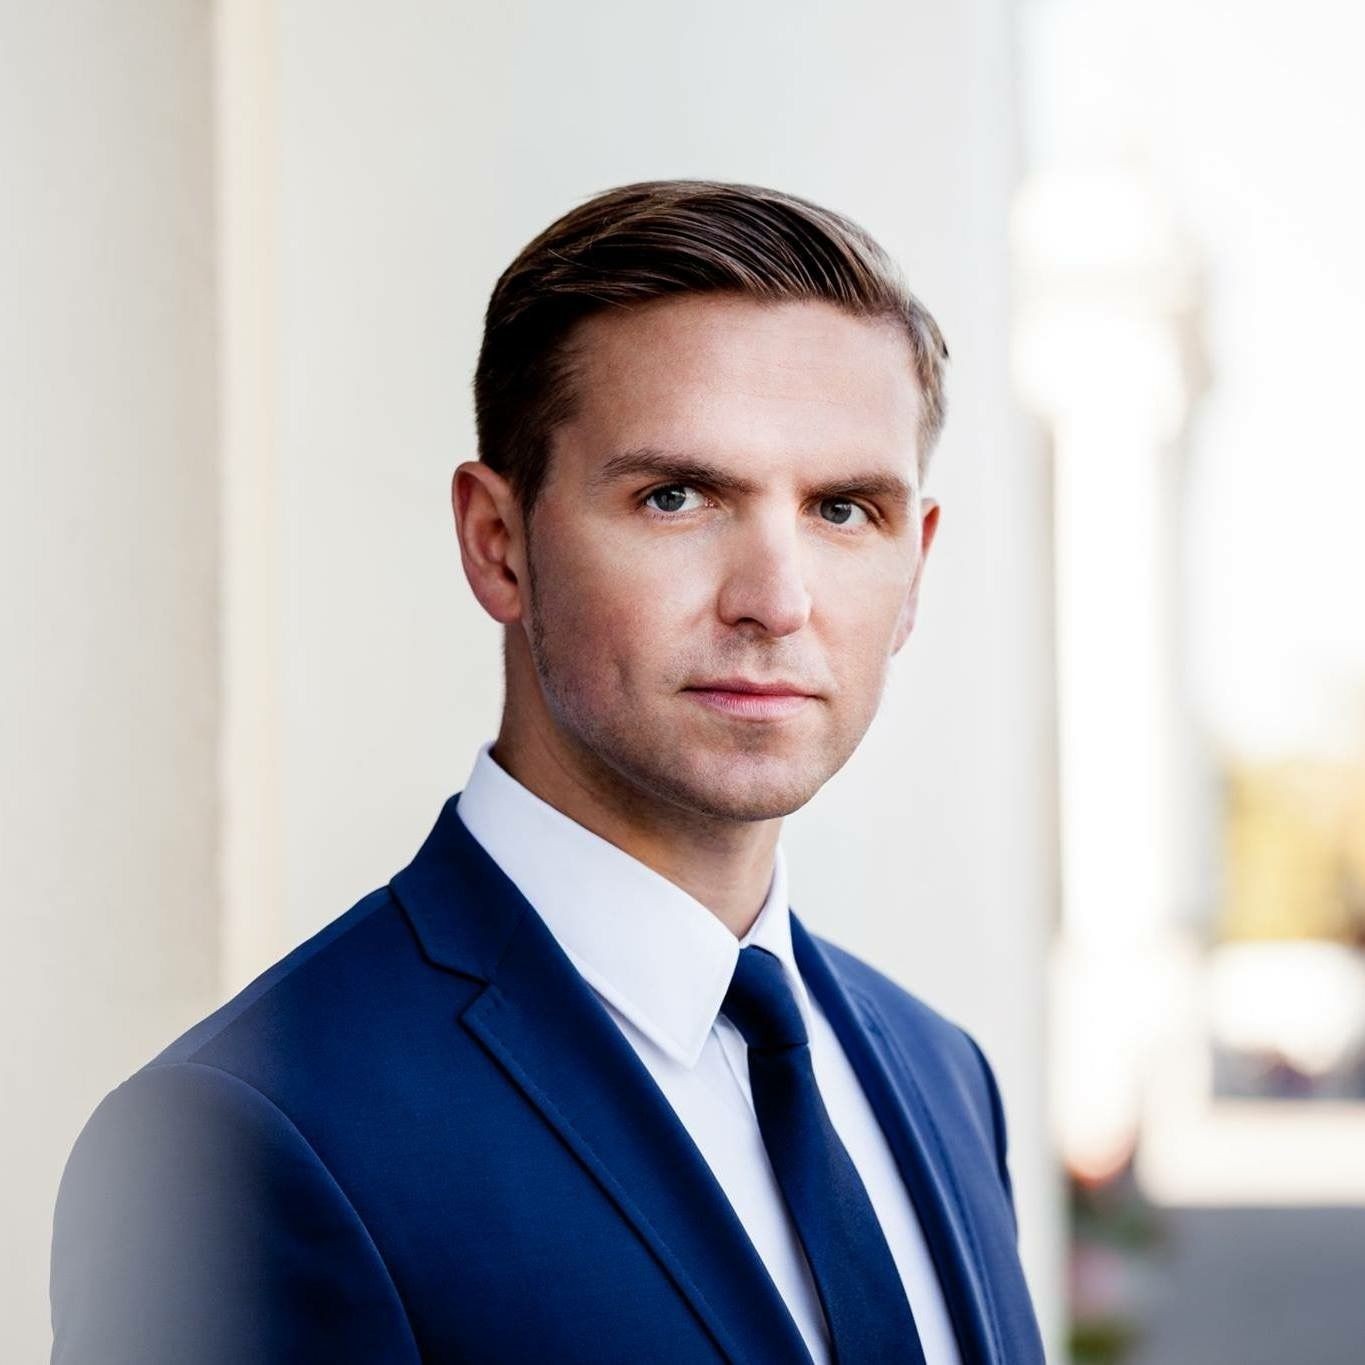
[643, 484, 707, 515]
[820, 499, 870, 528]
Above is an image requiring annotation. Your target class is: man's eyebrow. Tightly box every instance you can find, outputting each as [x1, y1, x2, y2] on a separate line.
[587, 446, 915, 509]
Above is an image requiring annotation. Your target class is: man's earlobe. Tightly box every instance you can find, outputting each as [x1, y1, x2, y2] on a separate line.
[451, 461, 525, 626]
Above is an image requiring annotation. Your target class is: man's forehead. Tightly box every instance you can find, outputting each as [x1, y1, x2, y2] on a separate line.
[560, 294, 924, 470]
[570, 293, 917, 382]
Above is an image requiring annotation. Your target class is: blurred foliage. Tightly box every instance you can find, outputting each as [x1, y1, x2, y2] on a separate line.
[1068, 1158, 1169, 1364]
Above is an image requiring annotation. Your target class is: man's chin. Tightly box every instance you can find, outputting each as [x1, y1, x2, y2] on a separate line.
[658, 756, 825, 824]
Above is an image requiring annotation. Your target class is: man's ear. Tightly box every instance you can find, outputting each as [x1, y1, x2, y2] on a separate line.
[890, 498, 941, 656]
[452, 461, 527, 626]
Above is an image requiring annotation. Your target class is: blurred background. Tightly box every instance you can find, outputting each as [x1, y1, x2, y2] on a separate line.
[3, 2, 1362, 1360]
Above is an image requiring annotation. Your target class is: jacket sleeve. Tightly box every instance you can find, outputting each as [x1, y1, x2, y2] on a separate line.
[50, 1060, 420, 1364]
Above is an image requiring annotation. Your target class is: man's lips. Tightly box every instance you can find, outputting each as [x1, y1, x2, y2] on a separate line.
[686, 677, 816, 696]
[683, 681, 816, 720]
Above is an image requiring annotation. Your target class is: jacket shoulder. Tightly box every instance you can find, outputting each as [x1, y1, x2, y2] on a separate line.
[150, 886, 405, 1069]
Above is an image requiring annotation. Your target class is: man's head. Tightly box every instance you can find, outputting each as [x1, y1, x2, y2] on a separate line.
[455, 180, 947, 827]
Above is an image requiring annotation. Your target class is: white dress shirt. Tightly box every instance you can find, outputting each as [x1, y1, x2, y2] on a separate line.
[455, 739, 960, 1364]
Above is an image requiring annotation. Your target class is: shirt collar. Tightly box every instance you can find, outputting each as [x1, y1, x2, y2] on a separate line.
[453, 739, 812, 1068]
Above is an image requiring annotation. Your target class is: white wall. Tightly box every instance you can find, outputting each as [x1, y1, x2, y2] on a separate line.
[1, 4, 220, 1359]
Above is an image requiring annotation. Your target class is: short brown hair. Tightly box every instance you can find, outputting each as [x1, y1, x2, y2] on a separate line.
[473, 179, 949, 525]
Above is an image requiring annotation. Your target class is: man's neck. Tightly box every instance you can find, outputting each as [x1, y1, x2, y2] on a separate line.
[489, 728, 781, 940]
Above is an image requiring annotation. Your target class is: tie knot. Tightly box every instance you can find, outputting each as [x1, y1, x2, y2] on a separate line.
[720, 946, 809, 1051]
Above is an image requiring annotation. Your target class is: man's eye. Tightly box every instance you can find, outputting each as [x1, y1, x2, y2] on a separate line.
[642, 484, 707, 515]
[819, 498, 872, 529]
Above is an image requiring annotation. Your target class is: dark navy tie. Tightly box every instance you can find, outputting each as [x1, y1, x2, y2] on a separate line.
[721, 945, 928, 1364]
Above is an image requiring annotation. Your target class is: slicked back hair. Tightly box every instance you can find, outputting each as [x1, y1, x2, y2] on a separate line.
[473, 179, 949, 527]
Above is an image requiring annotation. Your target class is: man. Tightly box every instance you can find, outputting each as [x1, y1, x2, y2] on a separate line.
[51, 180, 1044, 1363]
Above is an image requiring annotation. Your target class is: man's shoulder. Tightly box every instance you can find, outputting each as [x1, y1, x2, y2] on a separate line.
[805, 928, 998, 1104]
[52, 886, 426, 1361]
[807, 928, 966, 1037]
[65, 880, 470, 1197]
[147, 884, 431, 1079]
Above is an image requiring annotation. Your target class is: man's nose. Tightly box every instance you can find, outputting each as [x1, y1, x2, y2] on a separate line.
[714, 510, 813, 638]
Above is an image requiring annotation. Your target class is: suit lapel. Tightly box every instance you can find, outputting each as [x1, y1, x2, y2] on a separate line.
[790, 915, 1001, 1365]
[391, 795, 813, 1365]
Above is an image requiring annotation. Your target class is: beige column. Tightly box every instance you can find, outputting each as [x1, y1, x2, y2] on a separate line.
[0, 5, 221, 1358]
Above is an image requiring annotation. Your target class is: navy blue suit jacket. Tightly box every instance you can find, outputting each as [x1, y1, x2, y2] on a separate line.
[51, 794, 1045, 1363]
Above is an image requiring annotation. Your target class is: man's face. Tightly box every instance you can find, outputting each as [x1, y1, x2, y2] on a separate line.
[517, 293, 940, 823]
